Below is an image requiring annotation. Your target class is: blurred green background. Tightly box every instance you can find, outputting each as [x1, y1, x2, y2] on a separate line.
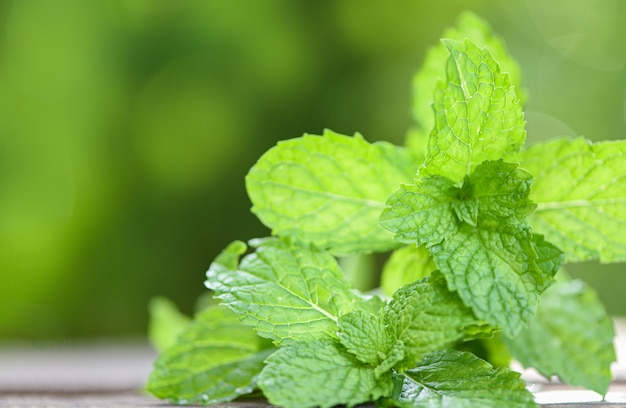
[1, 0, 625, 340]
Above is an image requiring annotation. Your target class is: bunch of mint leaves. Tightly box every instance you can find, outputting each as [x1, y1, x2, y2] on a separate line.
[146, 12, 623, 408]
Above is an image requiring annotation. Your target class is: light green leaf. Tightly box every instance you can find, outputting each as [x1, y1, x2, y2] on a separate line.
[381, 160, 545, 335]
[337, 311, 405, 379]
[146, 305, 274, 405]
[503, 277, 616, 395]
[375, 340, 406, 379]
[430, 224, 543, 336]
[338, 310, 394, 366]
[531, 234, 564, 291]
[380, 245, 436, 297]
[246, 129, 417, 254]
[522, 137, 626, 262]
[409, 12, 525, 158]
[380, 160, 534, 246]
[379, 175, 458, 246]
[394, 350, 536, 408]
[468, 159, 536, 224]
[147, 297, 191, 352]
[205, 239, 365, 343]
[258, 340, 395, 408]
[382, 272, 493, 371]
[361, 293, 387, 315]
[421, 39, 525, 182]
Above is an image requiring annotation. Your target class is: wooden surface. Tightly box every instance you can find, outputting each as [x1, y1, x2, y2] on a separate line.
[1, 387, 625, 407]
[0, 320, 624, 407]
[0, 392, 276, 407]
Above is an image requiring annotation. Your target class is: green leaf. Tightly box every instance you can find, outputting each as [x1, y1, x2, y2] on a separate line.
[467, 159, 536, 224]
[147, 297, 191, 352]
[379, 175, 458, 246]
[393, 350, 536, 408]
[382, 272, 494, 371]
[337, 310, 394, 366]
[337, 311, 406, 379]
[522, 137, 626, 262]
[409, 12, 525, 158]
[430, 223, 543, 336]
[258, 340, 395, 408]
[361, 293, 387, 315]
[420, 39, 525, 182]
[376, 340, 407, 379]
[380, 245, 436, 297]
[531, 234, 564, 291]
[380, 160, 534, 246]
[381, 160, 545, 335]
[503, 277, 616, 395]
[205, 238, 365, 343]
[146, 305, 274, 405]
[246, 130, 417, 254]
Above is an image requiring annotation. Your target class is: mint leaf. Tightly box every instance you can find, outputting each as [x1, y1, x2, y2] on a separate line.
[380, 160, 535, 245]
[379, 175, 458, 246]
[420, 39, 525, 182]
[431, 224, 542, 336]
[148, 297, 191, 352]
[337, 310, 406, 378]
[531, 234, 564, 291]
[361, 293, 387, 315]
[338, 310, 394, 366]
[382, 272, 494, 371]
[380, 245, 435, 296]
[468, 159, 536, 224]
[409, 12, 525, 158]
[522, 137, 626, 262]
[205, 238, 365, 343]
[339, 273, 494, 377]
[393, 350, 536, 408]
[381, 160, 545, 335]
[146, 305, 273, 405]
[246, 130, 417, 254]
[375, 341, 407, 379]
[258, 340, 394, 408]
[503, 277, 616, 395]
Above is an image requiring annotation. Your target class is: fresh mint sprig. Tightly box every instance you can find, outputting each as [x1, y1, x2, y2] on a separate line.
[379, 37, 550, 336]
[147, 11, 621, 407]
